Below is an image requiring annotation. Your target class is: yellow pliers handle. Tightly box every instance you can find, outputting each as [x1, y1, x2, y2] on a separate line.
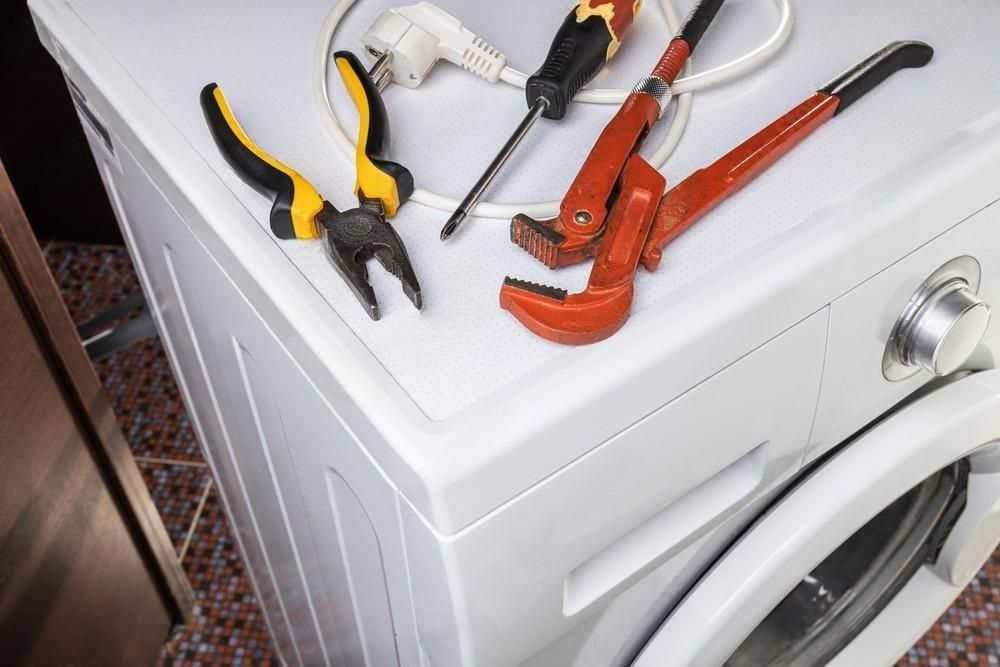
[200, 83, 323, 240]
[335, 51, 414, 218]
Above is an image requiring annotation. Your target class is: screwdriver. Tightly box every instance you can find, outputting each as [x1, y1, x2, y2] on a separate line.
[440, 0, 642, 241]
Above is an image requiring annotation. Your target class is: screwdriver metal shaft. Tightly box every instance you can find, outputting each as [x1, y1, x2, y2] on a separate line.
[440, 98, 548, 241]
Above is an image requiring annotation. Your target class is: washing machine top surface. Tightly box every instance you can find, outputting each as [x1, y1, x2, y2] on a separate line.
[56, 0, 1000, 422]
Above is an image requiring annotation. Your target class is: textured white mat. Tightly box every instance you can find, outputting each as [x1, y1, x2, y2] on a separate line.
[67, 0, 1000, 419]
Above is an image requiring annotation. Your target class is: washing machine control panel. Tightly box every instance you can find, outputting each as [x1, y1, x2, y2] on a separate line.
[807, 200, 1000, 462]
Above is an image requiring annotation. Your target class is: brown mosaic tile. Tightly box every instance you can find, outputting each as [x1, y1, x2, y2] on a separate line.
[45, 242, 140, 323]
[171, 487, 276, 667]
[136, 460, 211, 555]
[46, 243, 203, 463]
[94, 338, 204, 462]
[900, 552, 1000, 665]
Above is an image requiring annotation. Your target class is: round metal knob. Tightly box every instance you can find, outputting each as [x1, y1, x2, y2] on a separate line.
[900, 281, 990, 374]
[884, 257, 991, 381]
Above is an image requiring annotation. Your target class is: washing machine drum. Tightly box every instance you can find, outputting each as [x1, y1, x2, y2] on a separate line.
[634, 370, 1000, 667]
[728, 461, 966, 666]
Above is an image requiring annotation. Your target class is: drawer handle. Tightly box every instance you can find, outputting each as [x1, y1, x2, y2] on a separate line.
[562, 443, 768, 615]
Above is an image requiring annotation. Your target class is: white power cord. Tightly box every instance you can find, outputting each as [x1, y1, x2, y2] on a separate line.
[313, 0, 794, 220]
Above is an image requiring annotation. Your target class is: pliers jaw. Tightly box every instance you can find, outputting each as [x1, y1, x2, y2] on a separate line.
[317, 202, 422, 321]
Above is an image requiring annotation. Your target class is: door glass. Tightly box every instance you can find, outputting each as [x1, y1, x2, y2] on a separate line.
[727, 461, 968, 666]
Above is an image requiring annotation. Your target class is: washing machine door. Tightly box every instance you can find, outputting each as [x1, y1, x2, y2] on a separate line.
[633, 369, 1000, 667]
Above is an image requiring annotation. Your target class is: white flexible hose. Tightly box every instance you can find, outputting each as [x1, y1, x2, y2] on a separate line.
[313, 0, 794, 220]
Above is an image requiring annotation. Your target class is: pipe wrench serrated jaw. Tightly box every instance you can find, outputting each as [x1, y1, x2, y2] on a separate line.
[510, 206, 609, 269]
[510, 92, 662, 269]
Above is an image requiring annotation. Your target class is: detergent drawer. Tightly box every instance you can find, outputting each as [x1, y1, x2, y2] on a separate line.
[399, 310, 829, 667]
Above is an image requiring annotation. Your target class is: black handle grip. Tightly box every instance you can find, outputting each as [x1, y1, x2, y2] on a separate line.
[199, 83, 323, 240]
[676, 0, 727, 52]
[819, 41, 934, 115]
[527, 1, 637, 121]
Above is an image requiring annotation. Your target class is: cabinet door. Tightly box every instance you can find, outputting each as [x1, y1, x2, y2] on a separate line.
[0, 163, 191, 665]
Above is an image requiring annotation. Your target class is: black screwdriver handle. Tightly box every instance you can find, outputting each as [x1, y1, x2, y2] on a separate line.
[527, 0, 641, 120]
[820, 40, 934, 115]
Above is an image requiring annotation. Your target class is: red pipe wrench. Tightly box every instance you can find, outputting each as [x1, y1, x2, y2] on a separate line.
[511, 0, 726, 269]
[501, 41, 934, 345]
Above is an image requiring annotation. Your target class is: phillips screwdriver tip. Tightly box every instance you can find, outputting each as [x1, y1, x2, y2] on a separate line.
[440, 211, 467, 241]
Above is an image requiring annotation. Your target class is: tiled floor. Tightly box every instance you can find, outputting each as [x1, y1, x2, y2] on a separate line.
[44, 242, 1000, 666]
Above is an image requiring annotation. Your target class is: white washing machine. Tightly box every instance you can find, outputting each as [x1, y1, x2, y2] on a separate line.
[29, 0, 1000, 664]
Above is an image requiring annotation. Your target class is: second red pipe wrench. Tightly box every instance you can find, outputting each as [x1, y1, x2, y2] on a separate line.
[501, 41, 935, 346]
[510, 0, 727, 268]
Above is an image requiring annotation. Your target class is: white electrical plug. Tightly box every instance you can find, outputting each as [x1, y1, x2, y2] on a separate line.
[360, 1, 508, 88]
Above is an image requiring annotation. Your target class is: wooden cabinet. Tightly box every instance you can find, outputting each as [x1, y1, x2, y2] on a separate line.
[0, 161, 193, 665]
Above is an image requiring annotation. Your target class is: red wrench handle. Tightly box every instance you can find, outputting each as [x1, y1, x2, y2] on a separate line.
[502, 41, 935, 346]
[640, 40, 936, 272]
[640, 92, 839, 271]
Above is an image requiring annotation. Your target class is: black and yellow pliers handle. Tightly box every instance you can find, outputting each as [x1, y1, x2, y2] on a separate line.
[334, 50, 414, 218]
[200, 51, 413, 241]
[200, 83, 324, 240]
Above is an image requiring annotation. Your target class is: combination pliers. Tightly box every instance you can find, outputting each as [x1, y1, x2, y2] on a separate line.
[200, 51, 420, 320]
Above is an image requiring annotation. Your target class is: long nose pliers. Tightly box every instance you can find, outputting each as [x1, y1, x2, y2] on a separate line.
[200, 51, 421, 321]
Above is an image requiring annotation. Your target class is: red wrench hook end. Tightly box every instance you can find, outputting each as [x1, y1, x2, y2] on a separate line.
[500, 278, 635, 346]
